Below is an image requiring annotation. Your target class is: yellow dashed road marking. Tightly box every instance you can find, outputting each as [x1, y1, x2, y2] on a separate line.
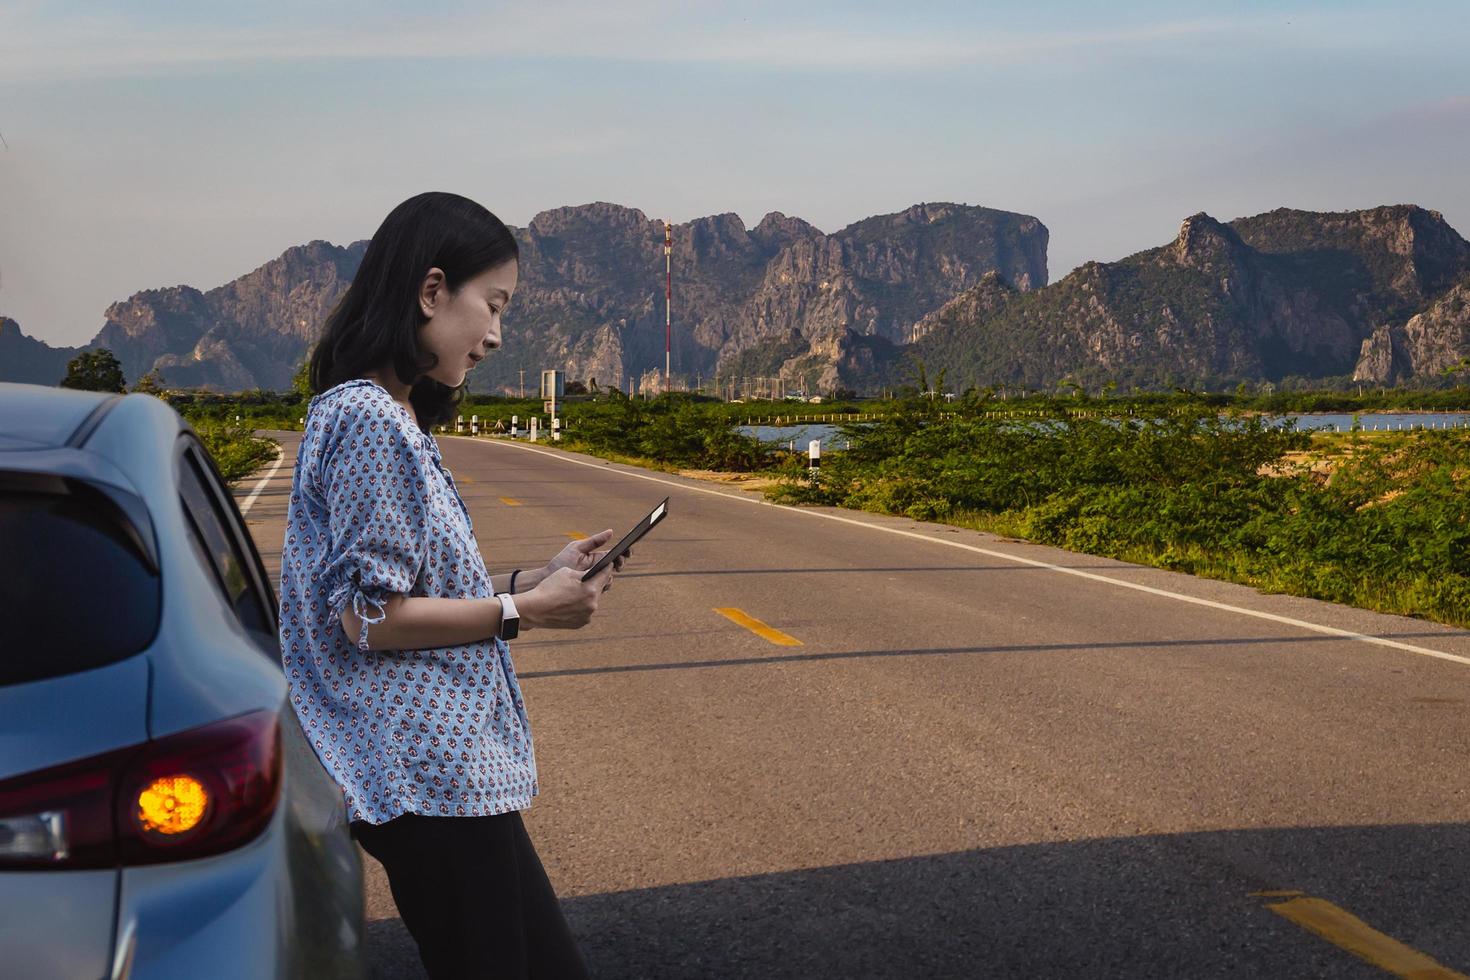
[1261, 894, 1468, 979]
[714, 608, 803, 646]
[499, 497, 522, 506]
[565, 531, 586, 540]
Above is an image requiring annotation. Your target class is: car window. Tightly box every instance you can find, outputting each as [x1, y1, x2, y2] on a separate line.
[177, 448, 275, 650]
[0, 481, 161, 686]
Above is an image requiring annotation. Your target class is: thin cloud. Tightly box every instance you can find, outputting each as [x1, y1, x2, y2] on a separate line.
[664, 17, 1294, 70]
[0, 7, 1326, 81]
[1389, 95, 1470, 124]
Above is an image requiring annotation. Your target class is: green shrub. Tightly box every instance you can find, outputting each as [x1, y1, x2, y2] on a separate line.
[190, 418, 278, 484]
[766, 404, 1470, 628]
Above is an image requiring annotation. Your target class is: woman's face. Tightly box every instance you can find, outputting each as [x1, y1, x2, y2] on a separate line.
[416, 259, 519, 388]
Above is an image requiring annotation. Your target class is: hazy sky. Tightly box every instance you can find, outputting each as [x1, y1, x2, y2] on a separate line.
[3, 0, 1468, 347]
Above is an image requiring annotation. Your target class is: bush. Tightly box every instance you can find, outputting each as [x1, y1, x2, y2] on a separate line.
[563, 396, 775, 471]
[190, 418, 278, 484]
[766, 402, 1470, 628]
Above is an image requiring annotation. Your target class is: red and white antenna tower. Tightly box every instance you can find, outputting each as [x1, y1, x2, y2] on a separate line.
[663, 220, 673, 393]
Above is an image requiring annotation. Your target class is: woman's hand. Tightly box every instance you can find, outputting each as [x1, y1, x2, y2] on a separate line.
[543, 528, 631, 578]
[516, 566, 613, 630]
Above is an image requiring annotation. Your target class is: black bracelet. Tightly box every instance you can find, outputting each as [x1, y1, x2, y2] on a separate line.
[509, 568, 522, 595]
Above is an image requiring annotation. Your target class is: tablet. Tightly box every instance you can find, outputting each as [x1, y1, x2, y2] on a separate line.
[580, 497, 669, 582]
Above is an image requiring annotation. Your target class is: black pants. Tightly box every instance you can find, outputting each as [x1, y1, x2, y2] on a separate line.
[352, 810, 591, 979]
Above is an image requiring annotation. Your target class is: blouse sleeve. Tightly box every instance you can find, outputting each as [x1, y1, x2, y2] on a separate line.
[314, 394, 429, 651]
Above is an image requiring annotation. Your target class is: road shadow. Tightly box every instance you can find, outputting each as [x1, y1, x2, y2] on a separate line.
[513, 631, 1435, 679]
[619, 564, 1130, 579]
[554, 823, 1470, 979]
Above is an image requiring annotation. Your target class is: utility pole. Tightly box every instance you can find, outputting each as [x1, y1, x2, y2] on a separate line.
[518, 368, 524, 400]
[664, 220, 673, 394]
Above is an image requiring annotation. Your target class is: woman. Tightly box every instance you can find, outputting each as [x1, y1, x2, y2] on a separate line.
[279, 191, 617, 977]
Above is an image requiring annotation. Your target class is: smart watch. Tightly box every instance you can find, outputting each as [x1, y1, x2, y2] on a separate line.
[495, 592, 520, 641]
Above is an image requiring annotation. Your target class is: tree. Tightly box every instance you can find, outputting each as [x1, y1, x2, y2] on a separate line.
[131, 370, 165, 395]
[60, 349, 126, 393]
[912, 358, 929, 396]
[291, 354, 313, 400]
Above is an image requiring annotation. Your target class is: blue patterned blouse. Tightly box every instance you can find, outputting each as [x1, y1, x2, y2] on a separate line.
[278, 379, 538, 824]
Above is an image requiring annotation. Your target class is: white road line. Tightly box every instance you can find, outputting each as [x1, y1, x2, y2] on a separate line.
[238, 447, 285, 517]
[465, 437, 1470, 668]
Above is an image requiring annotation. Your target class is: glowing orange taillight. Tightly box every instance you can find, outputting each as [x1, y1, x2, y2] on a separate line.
[137, 775, 211, 836]
[0, 710, 280, 869]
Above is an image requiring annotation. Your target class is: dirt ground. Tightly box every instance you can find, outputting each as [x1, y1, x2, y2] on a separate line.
[675, 469, 786, 493]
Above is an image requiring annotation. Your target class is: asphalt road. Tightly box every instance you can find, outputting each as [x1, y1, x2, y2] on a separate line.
[239, 431, 1470, 979]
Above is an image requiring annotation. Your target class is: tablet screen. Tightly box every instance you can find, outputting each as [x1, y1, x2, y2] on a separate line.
[580, 497, 669, 582]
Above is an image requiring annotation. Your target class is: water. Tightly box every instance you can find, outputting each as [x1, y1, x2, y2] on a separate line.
[739, 412, 1470, 450]
[740, 423, 847, 450]
[1277, 412, 1470, 432]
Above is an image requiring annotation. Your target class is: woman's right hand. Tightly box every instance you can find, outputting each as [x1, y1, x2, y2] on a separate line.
[515, 566, 612, 630]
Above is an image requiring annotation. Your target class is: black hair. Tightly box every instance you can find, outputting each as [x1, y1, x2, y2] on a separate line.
[309, 191, 520, 430]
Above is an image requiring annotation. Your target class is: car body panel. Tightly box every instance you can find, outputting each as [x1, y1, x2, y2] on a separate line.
[116, 708, 366, 980]
[0, 655, 150, 782]
[87, 395, 284, 737]
[0, 384, 116, 450]
[0, 444, 141, 494]
[0, 868, 117, 979]
[117, 806, 287, 978]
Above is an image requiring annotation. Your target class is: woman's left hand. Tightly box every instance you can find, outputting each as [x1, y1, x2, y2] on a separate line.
[544, 529, 630, 580]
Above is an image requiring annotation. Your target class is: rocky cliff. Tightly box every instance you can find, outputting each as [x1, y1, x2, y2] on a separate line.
[912, 205, 1470, 391]
[479, 201, 1046, 395]
[908, 271, 1020, 344]
[1353, 276, 1470, 384]
[2, 202, 1046, 395]
[1232, 205, 1470, 322]
[90, 240, 369, 390]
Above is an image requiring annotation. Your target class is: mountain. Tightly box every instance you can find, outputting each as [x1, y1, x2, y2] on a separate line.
[0, 318, 80, 385]
[91, 240, 369, 391]
[478, 201, 1047, 396]
[0, 203, 1047, 395]
[12, 201, 1468, 396]
[911, 205, 1470, 391]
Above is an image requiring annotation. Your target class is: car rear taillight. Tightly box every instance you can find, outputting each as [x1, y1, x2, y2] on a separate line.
[0, 710, 281, 870]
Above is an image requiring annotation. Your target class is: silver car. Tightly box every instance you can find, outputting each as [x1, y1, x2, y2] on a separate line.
[0, 383, 366, 979]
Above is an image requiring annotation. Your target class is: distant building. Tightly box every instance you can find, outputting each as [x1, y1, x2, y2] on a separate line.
[540, 369, 564, 399]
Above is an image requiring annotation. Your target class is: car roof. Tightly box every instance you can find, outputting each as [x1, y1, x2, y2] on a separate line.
[0, 382, 122, 451]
